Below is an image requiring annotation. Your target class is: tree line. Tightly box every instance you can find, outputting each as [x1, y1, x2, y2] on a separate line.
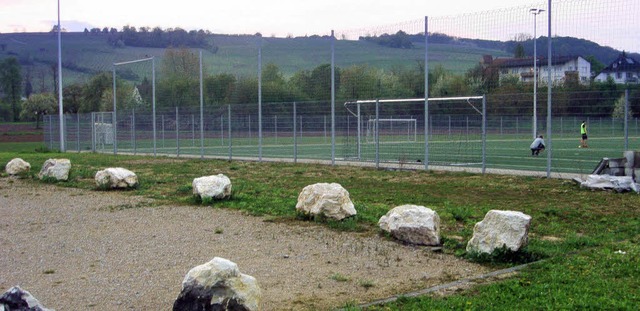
[2, 47, 639, 127]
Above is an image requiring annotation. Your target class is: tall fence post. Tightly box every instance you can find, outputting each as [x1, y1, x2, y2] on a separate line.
[424, 16, 429, 170]
[331, 30, 336, 166]
[176, 107, 180, 157]
[199, 50, 204, 159]
[482, 94, 487, 174]
[228, 105, 232, 161]
[77, 113, 80, 152]
[625, 89, 629, 151]
[257, 34, 263, 162]
[132, 108, 136, 155]
[357, 103, 361, 160]
[375, 99, 380, 169]
[91, 113, 96, 152]
[293, 102, 297, 163]
[152, 57, 157, 157]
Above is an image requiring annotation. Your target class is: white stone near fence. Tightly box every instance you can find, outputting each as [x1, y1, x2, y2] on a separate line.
[5, 158, 31, 175]
[95, 167, 138, 189]
[0, 286, 52, 311]
[173, 257, 261, 311]
[296, 182, 356, 220]
[466, 210, 531, 254]
[38, 158, 71, 181]
[192, 174, 232, 200]
[378, 204, 441, 246]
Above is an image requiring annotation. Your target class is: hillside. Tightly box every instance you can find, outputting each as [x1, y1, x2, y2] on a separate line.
[1, 31, 635, 93]
[0, 32, 508, 91]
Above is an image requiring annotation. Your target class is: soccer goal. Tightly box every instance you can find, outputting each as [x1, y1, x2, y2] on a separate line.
[343, 96, 485, 169]
[365, 118, 417, 143]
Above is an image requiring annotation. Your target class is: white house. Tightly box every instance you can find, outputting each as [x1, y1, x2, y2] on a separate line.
[485, 55, 591, 85]
[594, 52, 640, 84]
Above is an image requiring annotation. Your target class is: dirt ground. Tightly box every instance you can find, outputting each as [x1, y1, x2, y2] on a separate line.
[0, 177, 491, 310]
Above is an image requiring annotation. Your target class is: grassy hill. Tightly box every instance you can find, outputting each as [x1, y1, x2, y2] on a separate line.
[0, 32, 509, 91]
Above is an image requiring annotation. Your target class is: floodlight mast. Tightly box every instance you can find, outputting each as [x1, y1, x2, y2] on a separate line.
[530, 8, 545, 139]
[57, 0, 65, 151]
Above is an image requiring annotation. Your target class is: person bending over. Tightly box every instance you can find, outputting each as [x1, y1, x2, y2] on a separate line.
[530, 135, 545, 156]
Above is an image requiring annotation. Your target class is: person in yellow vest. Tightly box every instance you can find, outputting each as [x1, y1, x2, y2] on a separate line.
[579, 120, 588, 148]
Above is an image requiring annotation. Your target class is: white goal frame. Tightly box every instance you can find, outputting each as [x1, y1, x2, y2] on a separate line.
[365, 118, 417, 143]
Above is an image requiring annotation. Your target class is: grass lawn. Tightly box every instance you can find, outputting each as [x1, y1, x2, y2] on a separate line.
[1, 141, 639, 309]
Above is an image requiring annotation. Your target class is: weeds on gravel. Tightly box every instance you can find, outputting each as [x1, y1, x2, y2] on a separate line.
[2, 146, 640, 310]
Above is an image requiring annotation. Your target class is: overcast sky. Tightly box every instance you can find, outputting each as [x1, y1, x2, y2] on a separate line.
[1, 0, 638, 52]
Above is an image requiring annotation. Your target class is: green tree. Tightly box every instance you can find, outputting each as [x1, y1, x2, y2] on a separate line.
[158, 47, 199, 108]
[20, 93, 56, 128]
[63, 83, 84, 113]
[81, 72, 112, 112]
[204, 73, 236, 106]
[0, 57, 23, 121]
[514, 43, 525, 58]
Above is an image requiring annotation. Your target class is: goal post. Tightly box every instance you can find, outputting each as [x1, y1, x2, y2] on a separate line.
[343, 96, 485, 169]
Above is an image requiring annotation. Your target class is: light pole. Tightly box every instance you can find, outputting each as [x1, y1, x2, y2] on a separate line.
[530, 8, 544, 139]
[57, 0, 65, 151]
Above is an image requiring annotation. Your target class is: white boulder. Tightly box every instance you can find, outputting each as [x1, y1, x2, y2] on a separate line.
[38, 158, 71, 181]
[192, 174, 232, 200]
[95, 167, 138, 189]
[5, 158, 31, 175]
[466, 210, 532, 254]
[0, 286, 52, 311]
[173, 257, 261, 311]
[378, 204, 441, 246]
[295, 182, 356, 220]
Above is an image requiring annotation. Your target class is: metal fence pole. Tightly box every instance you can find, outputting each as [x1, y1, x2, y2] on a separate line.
[112, 66, 117, 155]
[257, 34, 263, 162]
[77, 113, 80, 152]
[424, 16, 429, 170]
[176, 107, 180, 157]
[132, 108, 137, 155]
[357, 103, 361, 160]
[192, 114, 195, 147]
[331, 30, 336, 165]
[91, 113, 96, 152]
[49, 115, 53, 150]
[546, 1, 552, 178]
[162, 114, 165, 149]
[275, 115, 278, 144]
[199, 50, 204, 159]
[152, 57, 157, 156]
[482, 94, 487, 174]
[228, 105, 232, 161]
[625, 89, 629, 151]
[375, 99, 380, 169]
[293, 102, 297, 163]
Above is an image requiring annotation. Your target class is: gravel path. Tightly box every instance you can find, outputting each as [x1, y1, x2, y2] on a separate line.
[0, 177, 489, 310]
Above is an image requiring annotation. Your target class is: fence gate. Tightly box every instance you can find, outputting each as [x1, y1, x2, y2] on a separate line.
[92, 112, 114, 152]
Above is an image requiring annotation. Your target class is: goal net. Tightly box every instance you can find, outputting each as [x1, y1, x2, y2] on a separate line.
[342, 96, 485, 167]
[365, 118, 417, 143]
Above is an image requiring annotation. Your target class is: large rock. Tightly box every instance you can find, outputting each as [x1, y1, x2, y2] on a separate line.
[95, 167, 138, 189]
[466, 210, 532, 254]
[192, 174, 232, 200]
[295, 183, 356, 220]
[38, 158, 71, 181]
[378, 204, 441, 246]
[173, 257, 261, 311]
[0, 286, 52, 311]
[5, 158, 31, 175]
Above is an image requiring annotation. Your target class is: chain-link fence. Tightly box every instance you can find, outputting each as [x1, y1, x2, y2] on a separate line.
[42, 0, 640, 177]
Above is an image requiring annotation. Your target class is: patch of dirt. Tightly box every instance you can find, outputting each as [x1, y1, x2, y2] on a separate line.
[0, 178, 490, 310]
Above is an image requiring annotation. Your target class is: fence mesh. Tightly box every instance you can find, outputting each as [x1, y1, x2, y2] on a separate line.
[40, 0, 640, 177]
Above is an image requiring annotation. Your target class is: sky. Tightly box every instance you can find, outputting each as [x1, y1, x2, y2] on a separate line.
[1, 0, 638, 52]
